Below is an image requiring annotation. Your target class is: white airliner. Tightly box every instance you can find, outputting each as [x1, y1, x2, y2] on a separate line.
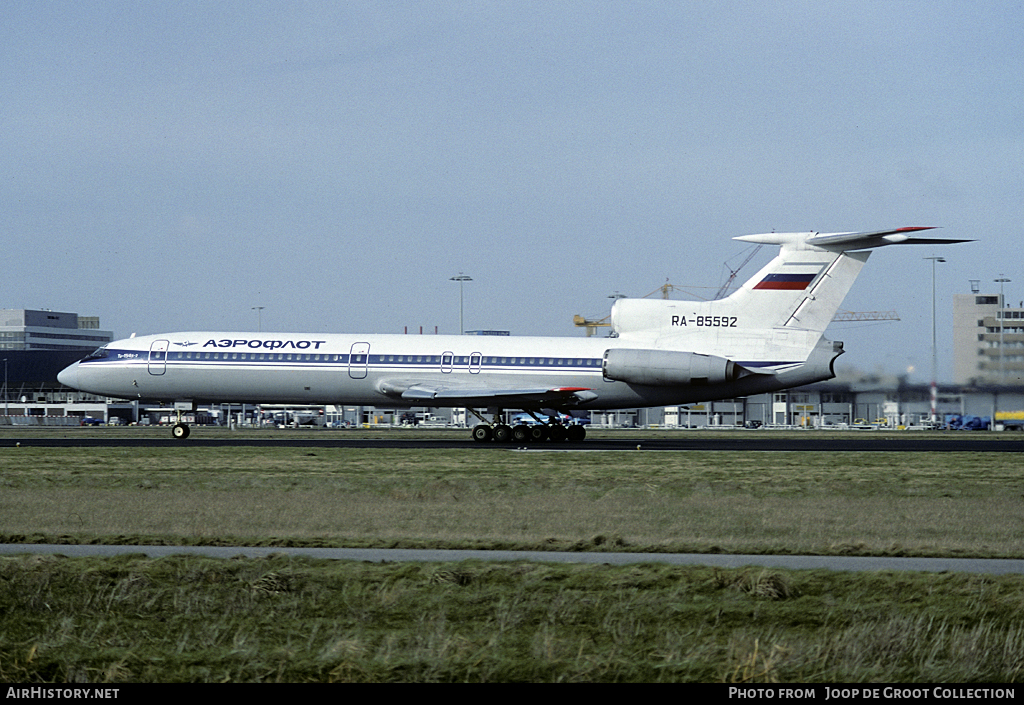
[58, 227, 967, 441]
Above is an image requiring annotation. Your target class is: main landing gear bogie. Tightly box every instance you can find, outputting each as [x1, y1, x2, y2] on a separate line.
[472, 422, 586, 443]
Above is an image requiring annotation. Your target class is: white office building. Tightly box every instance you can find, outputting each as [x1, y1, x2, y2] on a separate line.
[953, 294, 1024, 386]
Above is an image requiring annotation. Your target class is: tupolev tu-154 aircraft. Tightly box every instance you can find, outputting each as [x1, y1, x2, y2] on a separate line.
[58, 227, 968, 441]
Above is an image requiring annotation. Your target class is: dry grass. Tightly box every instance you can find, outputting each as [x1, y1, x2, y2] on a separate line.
[4, 437, 1024, 682]
[1, 447, 1023, 557]
[5, 489, 1019, 556]
[2, 554, 1024, 682]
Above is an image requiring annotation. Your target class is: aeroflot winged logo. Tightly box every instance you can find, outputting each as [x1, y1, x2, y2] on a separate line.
[193, 338, 328, 350]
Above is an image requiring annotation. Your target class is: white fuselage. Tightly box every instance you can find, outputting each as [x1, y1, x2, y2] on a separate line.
[61, 228, 962, 417]
[57, 330, 831, 411]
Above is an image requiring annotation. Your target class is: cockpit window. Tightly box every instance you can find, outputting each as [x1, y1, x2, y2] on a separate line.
[83, 346, 109, 361]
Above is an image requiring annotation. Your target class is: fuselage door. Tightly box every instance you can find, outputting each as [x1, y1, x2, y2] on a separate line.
[148, 339, 169, 376]
[348, 342, 370, 379]
[469, 352, 482, 374]
[441, 352, 454, 374]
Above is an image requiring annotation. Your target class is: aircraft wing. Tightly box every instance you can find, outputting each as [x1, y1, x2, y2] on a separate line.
[379, 380, 598, 407]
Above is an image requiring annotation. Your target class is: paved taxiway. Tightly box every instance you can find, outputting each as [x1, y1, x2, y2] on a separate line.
[3, 435, 1024, 451]
[3, 544, 1024, 575]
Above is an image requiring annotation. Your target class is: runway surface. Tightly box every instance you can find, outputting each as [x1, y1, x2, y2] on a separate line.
[3, 434, 1024, 451]
[3, 544, 1023, 575]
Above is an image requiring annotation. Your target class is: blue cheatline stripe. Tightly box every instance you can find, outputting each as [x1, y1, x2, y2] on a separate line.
[84, 349, 607, 371]
[84, 349, 803, 373]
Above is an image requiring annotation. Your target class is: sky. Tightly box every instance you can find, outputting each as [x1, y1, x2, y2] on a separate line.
[3, 1, 1021, 383]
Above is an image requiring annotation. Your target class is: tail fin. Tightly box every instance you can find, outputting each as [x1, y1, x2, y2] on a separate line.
[723, 236, 868, 333]
[727, 227, 971, 334]
[610, 227, 968, 370]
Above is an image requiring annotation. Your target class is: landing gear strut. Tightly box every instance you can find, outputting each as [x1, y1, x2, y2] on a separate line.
[171, 405, 191, 440]
[467, 408, 586, 443]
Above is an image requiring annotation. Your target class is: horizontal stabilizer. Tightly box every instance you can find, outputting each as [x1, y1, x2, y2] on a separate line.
[806, 227, 971, 250]
[736, 227, 971, 252]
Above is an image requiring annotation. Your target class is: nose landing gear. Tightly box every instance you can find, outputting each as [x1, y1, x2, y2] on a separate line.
[170, 403, 194, 440]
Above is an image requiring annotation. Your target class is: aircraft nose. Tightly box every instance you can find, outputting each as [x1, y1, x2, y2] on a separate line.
[57, 362, 79, 389]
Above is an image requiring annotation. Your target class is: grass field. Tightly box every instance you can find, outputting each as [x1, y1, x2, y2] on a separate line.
[4, 554, 1024, 682]
[2, 430, 1022, 557]
[2, 427, 1023, 682]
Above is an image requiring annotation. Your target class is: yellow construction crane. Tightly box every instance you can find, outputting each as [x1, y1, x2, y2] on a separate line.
[572, 314, 610, 337]
[574, 292, 627, 336]
[645, 281, 689, 299]
[832, 310, 900, 322]
[640, 281, 717, 300]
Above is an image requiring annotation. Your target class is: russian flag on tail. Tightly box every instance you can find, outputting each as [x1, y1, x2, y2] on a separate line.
[753, 273, 817, 290]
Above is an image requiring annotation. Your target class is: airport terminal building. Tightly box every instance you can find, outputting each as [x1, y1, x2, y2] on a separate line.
[1, 309, 113, 352]
[1, 309, 114, 424]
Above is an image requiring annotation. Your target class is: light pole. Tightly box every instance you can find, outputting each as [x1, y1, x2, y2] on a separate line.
[924, 256, 945, 421]
[2, 358, 7, 416]
[449, 274, 472, 334]
[252, 306, 265, 333]
[992, 277, 1011, 431]
[995, 277, 1011, 385]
